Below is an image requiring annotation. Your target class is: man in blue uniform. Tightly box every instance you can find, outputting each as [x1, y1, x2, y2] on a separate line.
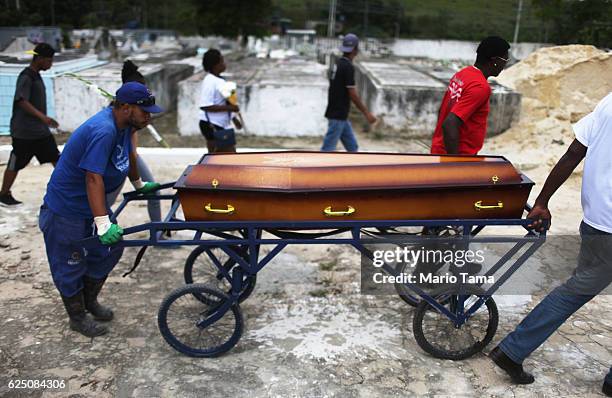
[39, 82, 162, 337]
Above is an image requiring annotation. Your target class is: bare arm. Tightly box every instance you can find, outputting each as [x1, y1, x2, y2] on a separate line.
[128, 149, 140, 182]
[128, 131, 140, 182]
[348, 87, 376, 124]
[17, 99, 58, 127]
[86, 172, 107, 217]
[441, 113, 463, 154]
[201, 104, 239, 113]
[528, 139, 587, 230]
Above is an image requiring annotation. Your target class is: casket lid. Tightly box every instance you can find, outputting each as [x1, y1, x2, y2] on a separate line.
[174, 151, 526, 192]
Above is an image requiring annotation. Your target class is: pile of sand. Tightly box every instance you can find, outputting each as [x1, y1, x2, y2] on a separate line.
[484, 45, 612, 171]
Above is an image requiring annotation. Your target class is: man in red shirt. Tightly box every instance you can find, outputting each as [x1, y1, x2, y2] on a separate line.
[431, 36, 510, 155]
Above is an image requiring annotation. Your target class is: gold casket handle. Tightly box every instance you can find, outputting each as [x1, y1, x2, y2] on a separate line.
[324, 205, 355, 217]
[474, 200, 504, 211]
[205, 203, 235, 214]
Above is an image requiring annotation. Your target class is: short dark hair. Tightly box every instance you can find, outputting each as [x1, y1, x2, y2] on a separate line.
[202, 49, 222, 72]
[476, 36, 510, 64]
[121, 60, 145, 84]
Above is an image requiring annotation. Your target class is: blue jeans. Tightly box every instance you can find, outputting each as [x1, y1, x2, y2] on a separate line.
[106, 155, 161, 222]
[321, 119, 359, 152]
[499, 221, 612, 383]
[39, 206, 124, 297]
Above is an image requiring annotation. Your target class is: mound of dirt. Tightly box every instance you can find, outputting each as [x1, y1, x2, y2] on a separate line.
[485, 45, 612, 171]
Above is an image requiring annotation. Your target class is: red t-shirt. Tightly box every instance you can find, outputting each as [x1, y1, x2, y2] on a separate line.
[430, 66, 491, 155]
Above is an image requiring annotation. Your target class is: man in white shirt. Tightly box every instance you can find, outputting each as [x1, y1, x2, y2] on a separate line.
[489, 92, 612, 396]
[198, 49, 238, 153]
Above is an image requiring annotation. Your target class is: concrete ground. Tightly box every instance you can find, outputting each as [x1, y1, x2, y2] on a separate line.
[0, 152, 610, 398]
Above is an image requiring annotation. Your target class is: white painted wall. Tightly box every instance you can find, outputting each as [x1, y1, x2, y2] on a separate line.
[391, 39, 549, 61]
[54, 63, 165, 132]
[54, 75, 122, 132]
[177, 75, 201, 136]
[370, 88, 443, 132]
[240, 85, 327, 136]
[177, 61, 329, 137]
[354, 60, 521, 136]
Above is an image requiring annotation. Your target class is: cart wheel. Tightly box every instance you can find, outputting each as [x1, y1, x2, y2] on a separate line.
[184, 245, 257, 303]
[393, 260, 420, 307]
[394, 259, 447, 307]
[412, 287, 498, 360]
[158, 283, 244, 357]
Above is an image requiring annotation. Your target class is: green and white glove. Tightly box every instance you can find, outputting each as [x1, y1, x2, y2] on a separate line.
[131, 178, 161, 195]
[94, 215, 124, 245]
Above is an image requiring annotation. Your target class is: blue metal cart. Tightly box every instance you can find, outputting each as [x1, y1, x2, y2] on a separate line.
[81, 183, 546, 360]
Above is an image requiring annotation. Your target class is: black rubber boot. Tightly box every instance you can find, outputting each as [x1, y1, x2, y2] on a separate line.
[83, 276, 114, 321]
[489, 346, 535, 384]
[603, 380, 612, 397]
[61, 292, 108, 337]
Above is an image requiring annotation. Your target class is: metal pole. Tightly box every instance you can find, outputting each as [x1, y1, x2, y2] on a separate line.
[143, 0, 148, 29]
[327, 0, 337, 38]
[364, 0, 369, 42]
[164, 1, 168, 29]
[512, 0, 523, 50]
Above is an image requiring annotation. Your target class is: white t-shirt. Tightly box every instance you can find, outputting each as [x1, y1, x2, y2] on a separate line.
[574, 92, 612, 233]
[198, 73, 231, 128]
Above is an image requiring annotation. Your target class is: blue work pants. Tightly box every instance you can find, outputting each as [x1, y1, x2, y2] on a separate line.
[499, 221, 611, 383]
[39, 205, 123, 297]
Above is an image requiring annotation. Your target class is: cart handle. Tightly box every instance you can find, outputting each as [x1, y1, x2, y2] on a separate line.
[110, 181, 177, 223]
[122, 181, 175, 200]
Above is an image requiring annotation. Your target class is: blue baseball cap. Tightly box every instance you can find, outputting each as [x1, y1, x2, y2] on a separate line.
[339, 33, 359, 53]
[115, 82, 163, 113]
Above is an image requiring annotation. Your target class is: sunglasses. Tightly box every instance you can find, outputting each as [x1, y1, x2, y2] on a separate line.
[494, 56, 509, 63]
[134, 95, 156, 107]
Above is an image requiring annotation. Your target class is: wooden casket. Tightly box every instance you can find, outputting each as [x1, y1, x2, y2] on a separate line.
[174, 151, 534, 221]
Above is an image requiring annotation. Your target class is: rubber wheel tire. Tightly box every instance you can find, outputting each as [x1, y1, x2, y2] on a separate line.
[184, 245, 257, 303]
[393, 261, 421, 307]
[393, 259, 448, 308]
[158, 283, 244, 357]
[412, 287, 499, 360]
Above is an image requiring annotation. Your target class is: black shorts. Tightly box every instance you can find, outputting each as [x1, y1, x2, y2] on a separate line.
[8, 135, 60, 171]
[199, 120, 223, 141]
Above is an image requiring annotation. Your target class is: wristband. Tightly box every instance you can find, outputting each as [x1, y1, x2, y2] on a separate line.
[94, 215, 112, 236]
[131, 178, 145, 190]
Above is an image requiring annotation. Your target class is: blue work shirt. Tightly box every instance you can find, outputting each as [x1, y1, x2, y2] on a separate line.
[44, 107, 132, 218]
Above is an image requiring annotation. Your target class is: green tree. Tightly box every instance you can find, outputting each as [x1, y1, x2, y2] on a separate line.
[532, 0, 612, 46]
[0, 0, 200, 34]
[192, 0, 273, 37]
